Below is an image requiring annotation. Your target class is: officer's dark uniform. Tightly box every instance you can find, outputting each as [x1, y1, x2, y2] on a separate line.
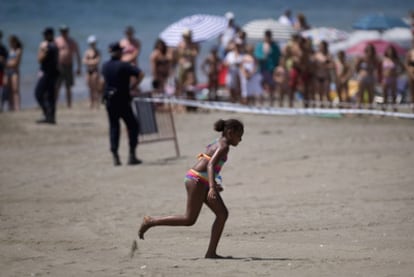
[35, 28, 59, 124]
[102, 43, 142, 166]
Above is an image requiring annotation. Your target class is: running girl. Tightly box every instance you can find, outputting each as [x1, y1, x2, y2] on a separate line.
[138, 119, 244, 259]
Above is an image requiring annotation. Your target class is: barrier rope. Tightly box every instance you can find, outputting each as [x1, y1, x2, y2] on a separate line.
[133, 97, 414, 120]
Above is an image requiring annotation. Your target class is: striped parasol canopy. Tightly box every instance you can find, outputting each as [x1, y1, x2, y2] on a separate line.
[242, 18, 296, 41]
[330, 28, 412, 55]
[159, 14, 228, 47]
[346, 39, 407, 57]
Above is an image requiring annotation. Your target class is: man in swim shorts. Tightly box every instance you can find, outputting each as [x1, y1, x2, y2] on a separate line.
[55, 25, 81, 108]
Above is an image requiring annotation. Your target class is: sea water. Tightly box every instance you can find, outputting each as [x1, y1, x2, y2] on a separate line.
[0, 0, 411, 108]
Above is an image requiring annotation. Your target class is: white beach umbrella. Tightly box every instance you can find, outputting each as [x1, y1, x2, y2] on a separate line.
[159, 14, 228, 47]
[330, 30, 380, 54]
[382, 27, 412, 49]
[301, 27, 349, 45]
[242, 18, 296, 41]
[330, 28, 411, 54]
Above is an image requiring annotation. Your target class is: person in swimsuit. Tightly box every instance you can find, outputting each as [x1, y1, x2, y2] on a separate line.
[120, 26, 141, 66]
[293, 12, 311, 32]
[313, 40, 334, 108]
[138, 119, 244, 259]
[334, 51, 352, 108]
[150, 39, 171, 94]
[404, 39, 414, 113]
[381, 45, 404, 112]
[176, 29, 199, 97]
[82, 35, 101, 109]
[290, 36, 313, 108]
[55, 25, 81, 108]
[0, 30, 8, 112]
[201, 46, 221, 100]
[4, 35, 23, 111]
[355, 43, 381, 109]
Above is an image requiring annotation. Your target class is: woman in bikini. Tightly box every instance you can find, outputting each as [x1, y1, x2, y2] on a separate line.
[150, 39, 171, 94]
[4, 35, 23, 111]
[82, 35, 101, 109]
[120, 26, 141, 66]
[355, 43, 381, 109]
[138, 119, 244, 259]
[381, 45, 404, 112]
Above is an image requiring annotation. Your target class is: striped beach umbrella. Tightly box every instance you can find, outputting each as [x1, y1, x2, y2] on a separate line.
[159, 14, 228, 47]
[330, 28, 412, 55]
[346, 39, 407, 57]
[242, 18, 296, 41]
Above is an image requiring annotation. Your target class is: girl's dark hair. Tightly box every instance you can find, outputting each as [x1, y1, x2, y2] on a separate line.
[214, 119, 244, 134]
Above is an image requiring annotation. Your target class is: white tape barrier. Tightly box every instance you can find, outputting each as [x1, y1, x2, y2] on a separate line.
[134, 97, 414, 119]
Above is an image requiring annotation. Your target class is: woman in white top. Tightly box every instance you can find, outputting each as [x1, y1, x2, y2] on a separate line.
[240, 44, 263, 105]
[224, 39, 244, 103]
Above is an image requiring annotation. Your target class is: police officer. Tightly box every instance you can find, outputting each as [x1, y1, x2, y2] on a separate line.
[102, 42, 144, 166]
[35, 27, 59, 124]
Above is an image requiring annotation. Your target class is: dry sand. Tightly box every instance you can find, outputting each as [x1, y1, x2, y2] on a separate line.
[1, 102, 414, 277]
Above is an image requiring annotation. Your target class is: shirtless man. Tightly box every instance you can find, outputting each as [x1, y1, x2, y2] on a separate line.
[55, 25, 81, 108]
[289, 35, 313, 108]
[120, 26, 141, 66]
[314, 40, 334, 108]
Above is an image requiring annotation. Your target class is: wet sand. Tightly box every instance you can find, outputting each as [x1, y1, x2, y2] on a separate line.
[1, 102, 414, 276]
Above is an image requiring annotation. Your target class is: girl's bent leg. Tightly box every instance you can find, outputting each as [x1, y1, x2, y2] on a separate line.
[138, 180, 206, 239]
[204, 192, 229, 258]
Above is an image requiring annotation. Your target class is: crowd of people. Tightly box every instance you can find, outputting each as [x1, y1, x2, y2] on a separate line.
[1, 10, 414, 117]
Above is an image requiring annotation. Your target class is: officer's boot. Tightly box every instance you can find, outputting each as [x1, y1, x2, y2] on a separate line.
[128, 150, 142, 165]
[112, 152, 121, 166]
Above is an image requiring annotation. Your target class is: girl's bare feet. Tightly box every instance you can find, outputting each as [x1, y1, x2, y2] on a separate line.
[138, 216, 152, 240]
[205, 253, 232, 259]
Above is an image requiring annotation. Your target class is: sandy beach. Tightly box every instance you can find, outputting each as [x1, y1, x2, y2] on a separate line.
[1, 102, 414, 276]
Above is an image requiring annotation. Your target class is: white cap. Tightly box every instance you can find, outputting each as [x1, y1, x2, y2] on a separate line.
[225, 11, 234, 20]
[87, 35, 97, 44]
[182, 28, 192, 37]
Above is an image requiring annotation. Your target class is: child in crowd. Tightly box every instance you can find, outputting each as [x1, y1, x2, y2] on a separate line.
[201, 46, 221, 100]
[274, 44, 293, 107]
[335, 51, 352, 108]
[138, 119, 244, 259]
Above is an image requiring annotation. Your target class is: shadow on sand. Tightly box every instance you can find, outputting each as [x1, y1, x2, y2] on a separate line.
[185, 256, 309, 261]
